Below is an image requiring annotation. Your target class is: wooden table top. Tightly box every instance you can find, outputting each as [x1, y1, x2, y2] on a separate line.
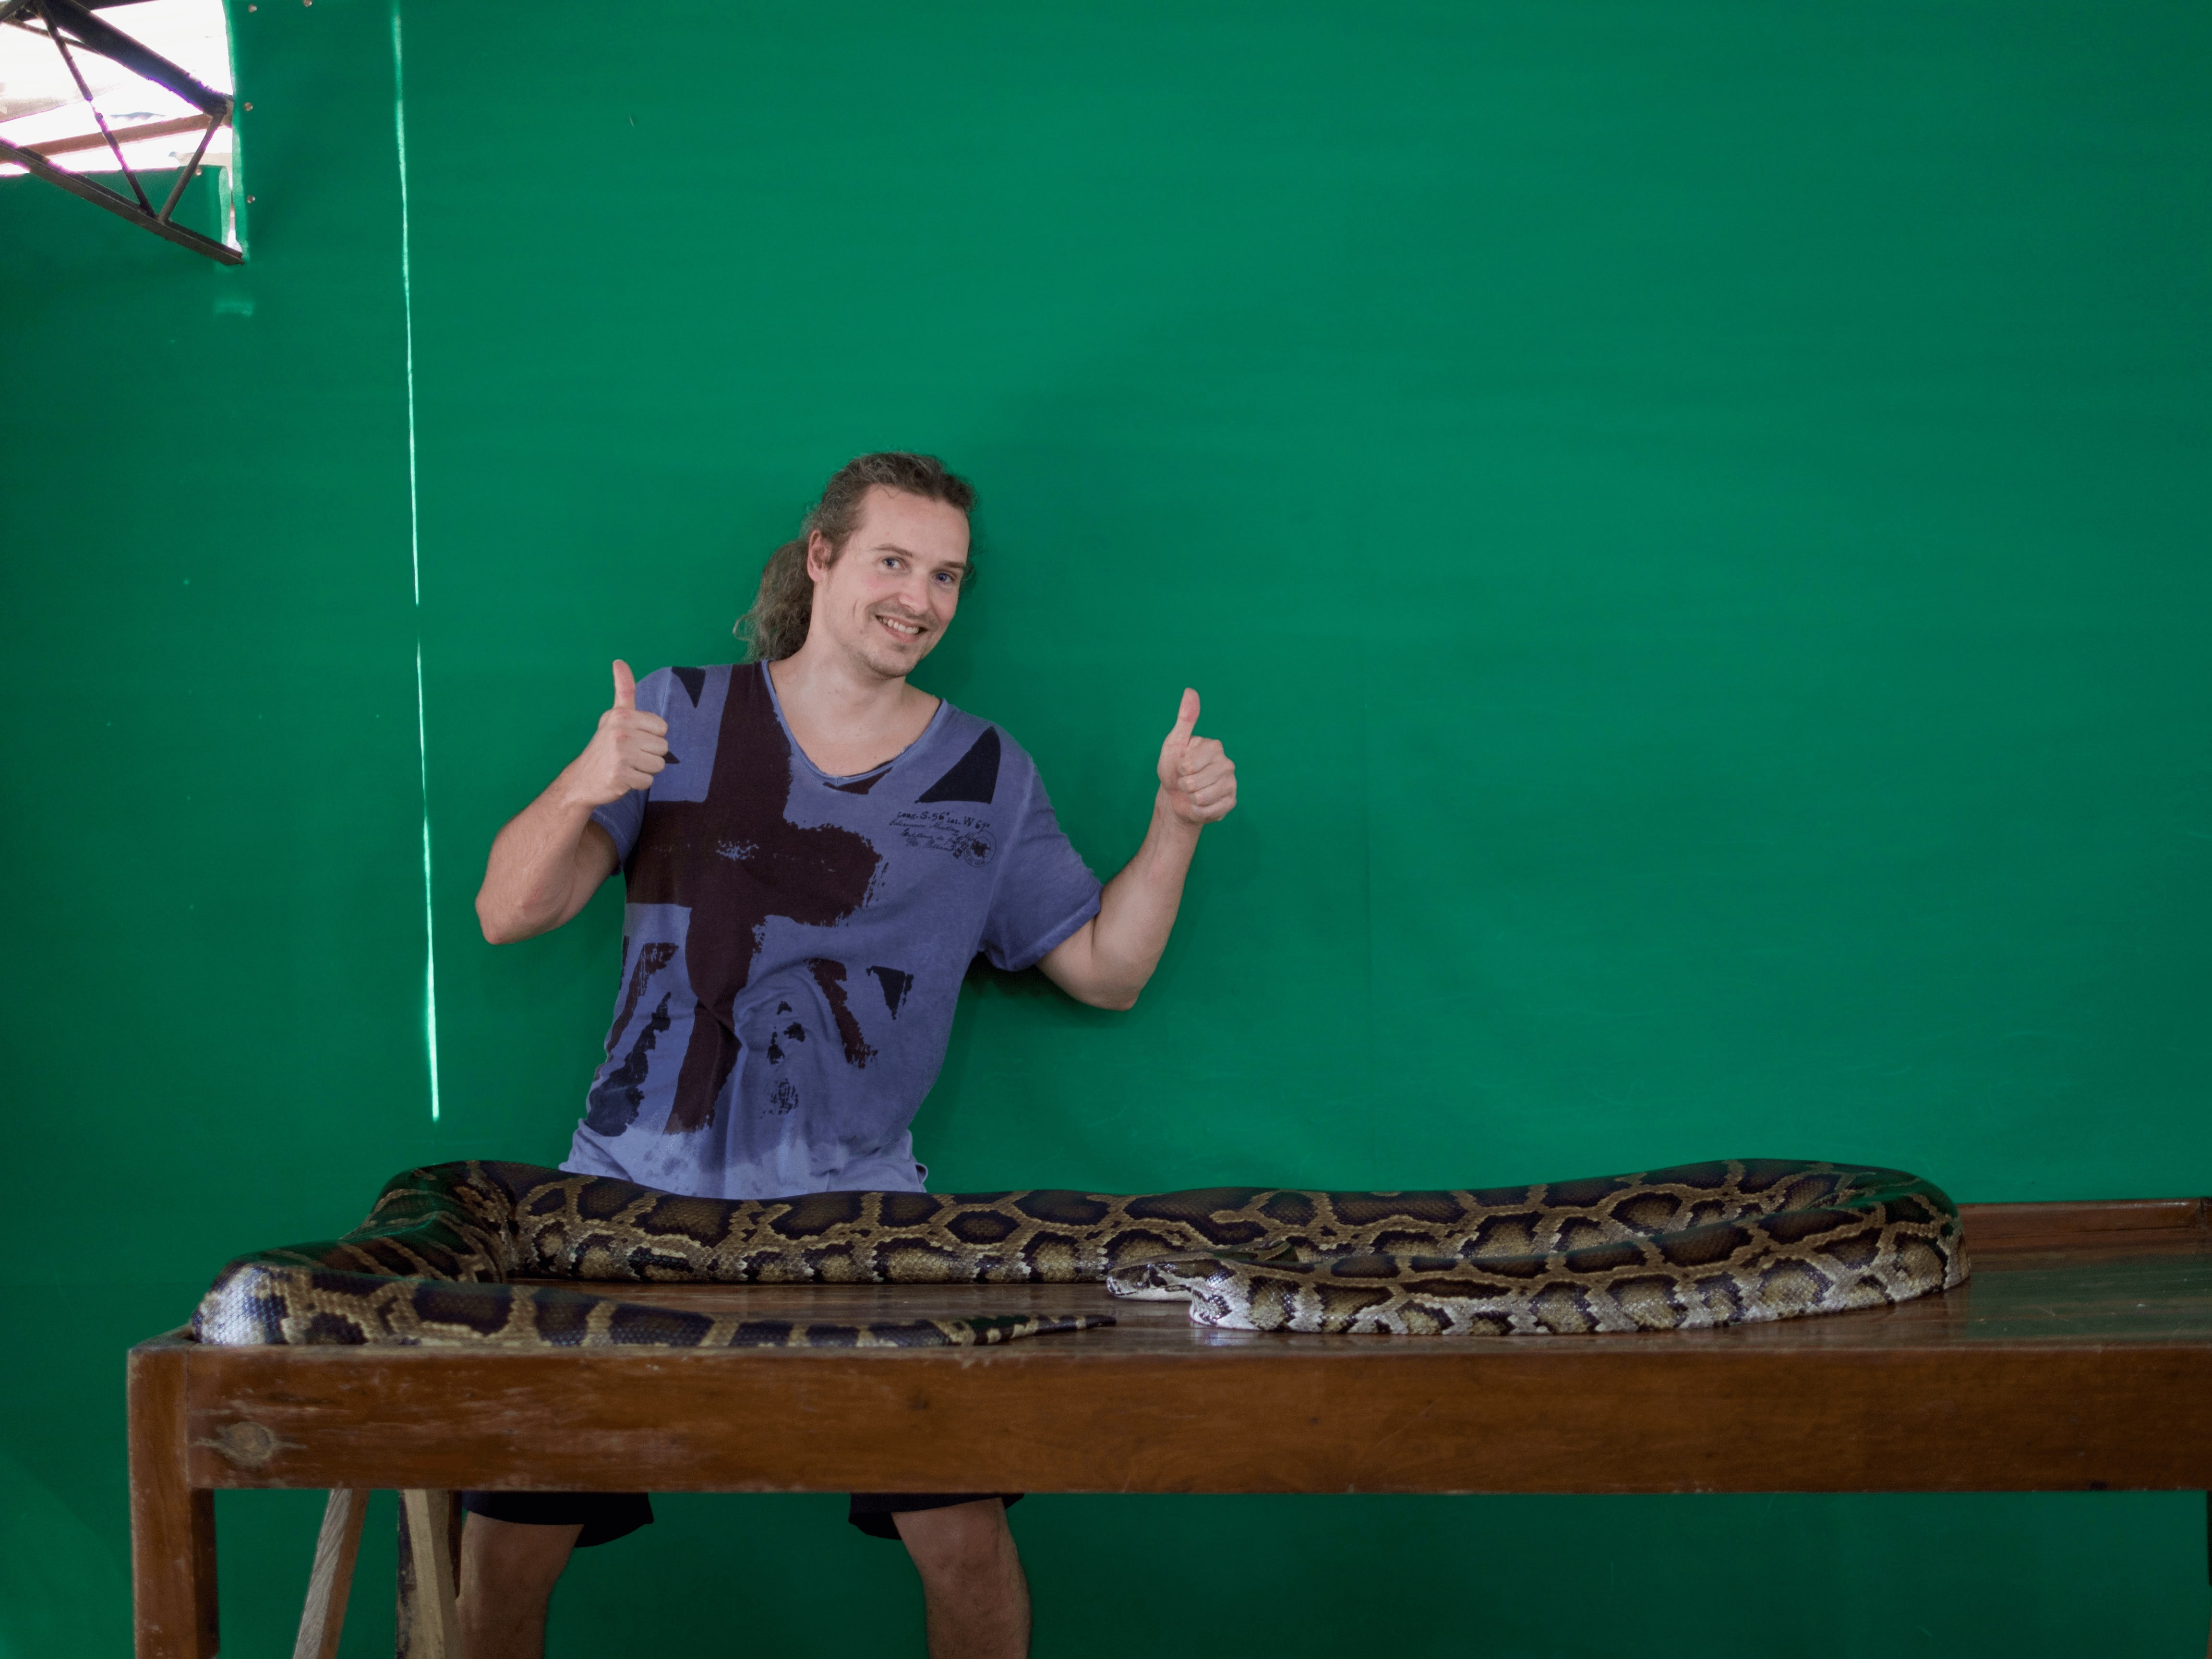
[135, 1198, 2212, 1498]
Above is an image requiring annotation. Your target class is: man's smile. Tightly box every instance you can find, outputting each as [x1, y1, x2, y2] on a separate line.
[874, 612, 928, 641]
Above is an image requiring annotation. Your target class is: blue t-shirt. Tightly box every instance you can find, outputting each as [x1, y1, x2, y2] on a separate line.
[562, 662, 1102, 1201]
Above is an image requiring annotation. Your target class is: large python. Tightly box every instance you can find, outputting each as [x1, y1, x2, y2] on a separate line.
[194, 1158, 1965, 1348]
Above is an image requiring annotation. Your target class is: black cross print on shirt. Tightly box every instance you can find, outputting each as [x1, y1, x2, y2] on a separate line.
[625, 669, 882, 1134]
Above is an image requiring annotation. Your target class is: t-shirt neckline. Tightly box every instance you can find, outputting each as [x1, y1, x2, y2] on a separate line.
[757, 660, 950, 787]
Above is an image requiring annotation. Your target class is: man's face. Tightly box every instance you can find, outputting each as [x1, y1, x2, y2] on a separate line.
[805, 486, 970, 680]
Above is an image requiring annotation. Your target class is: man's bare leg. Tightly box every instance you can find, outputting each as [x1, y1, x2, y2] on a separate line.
[456, 1514, 581, 1659]
[892, 1499, 1030, 1659]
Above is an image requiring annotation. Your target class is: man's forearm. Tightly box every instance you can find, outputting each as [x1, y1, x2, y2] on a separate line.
[1057, 792, 1202, 1010]
[476, 769, 605, 944]
[479, 660, 666, 944]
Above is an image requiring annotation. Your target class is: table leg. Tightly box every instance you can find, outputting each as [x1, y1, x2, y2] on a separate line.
[128, 1343, 217, 1659]
[291, 1490, 366, 1659]
[396, 1491, 462, 1659]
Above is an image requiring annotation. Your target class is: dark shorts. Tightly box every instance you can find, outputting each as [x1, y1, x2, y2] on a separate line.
[458, 1490, 1022, 1546]
[459, 1490, 655, 1548]
[845, 1491, 1023, 1541]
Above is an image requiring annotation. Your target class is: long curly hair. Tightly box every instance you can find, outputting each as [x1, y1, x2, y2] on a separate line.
[736, 453, 977, 662]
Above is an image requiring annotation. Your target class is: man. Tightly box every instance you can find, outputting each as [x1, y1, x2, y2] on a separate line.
[467, 452, 1237, 1659]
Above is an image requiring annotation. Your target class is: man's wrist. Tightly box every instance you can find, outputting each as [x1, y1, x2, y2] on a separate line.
[1151, 788, 1205, 842]
[551, 760, 611, 819]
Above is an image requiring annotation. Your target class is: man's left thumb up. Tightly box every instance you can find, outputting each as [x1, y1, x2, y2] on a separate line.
[1168, 687, 1200, 743]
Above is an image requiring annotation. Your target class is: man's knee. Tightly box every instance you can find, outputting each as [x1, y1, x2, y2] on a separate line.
[892, 1498, 1019, 1578]
[459, 1513, 582, 1605]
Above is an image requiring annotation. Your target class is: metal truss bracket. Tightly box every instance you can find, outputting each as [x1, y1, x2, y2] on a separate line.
[0, 0, 242, 263]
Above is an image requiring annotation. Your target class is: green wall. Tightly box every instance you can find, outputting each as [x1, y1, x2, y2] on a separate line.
[4, 0, 2209, 1653]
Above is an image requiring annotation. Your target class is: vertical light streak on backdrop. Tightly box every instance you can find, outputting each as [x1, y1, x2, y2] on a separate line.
[393, 0, 440, 1120]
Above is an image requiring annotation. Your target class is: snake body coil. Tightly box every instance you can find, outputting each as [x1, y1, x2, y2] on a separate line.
[193, 1159, 1963, 1349]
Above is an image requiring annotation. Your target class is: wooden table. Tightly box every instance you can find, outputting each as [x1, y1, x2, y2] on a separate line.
[130, 1197, 2212, 1657]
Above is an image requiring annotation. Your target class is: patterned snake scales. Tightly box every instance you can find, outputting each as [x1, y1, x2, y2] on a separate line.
[194, 1158, 1965, 1348]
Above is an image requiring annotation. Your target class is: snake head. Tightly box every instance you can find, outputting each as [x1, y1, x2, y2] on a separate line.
[1105, 1245, 1297, 1301]
[1105, 1254, 1223, 1300]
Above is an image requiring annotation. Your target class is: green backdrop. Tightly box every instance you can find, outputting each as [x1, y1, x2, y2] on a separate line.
[4, 0, 2209, 1653]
